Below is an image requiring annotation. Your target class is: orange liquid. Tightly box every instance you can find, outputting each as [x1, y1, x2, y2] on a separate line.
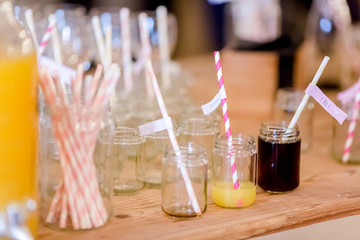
[0, 53, 38, 237]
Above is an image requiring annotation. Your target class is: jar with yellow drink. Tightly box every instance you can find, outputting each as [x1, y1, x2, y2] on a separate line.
[212, 133, 257, 208]
[0, 1, 38, 239]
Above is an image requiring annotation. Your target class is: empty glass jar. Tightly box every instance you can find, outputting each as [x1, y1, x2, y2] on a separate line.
[111, 126, 145, 195]
[161, 142, 208, 218]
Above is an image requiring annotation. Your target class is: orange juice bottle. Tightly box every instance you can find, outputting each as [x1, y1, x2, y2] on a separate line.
[0, 1, 38, 239]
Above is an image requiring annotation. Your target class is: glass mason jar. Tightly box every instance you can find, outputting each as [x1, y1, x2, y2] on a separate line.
[111, 126, 145, 195]
[333, 101, 360, 164]
[139, 125, 178, 188]
[258, 121, 301, 193]
[212, 133, 257, 208]
[39, 106, 114, 230]
[161, 142, 208, 218]
[178, 114, 218, 178]
[0, 1, 38, 239]
[272, 88, 314, 152]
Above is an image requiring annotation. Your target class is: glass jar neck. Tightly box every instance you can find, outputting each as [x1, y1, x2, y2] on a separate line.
[179, 116, 218, 135]
[214, 133, 256, 157]
[259, 121, 299, 142]
[163, 142, 207, 166]
[113, 126, 144, 144]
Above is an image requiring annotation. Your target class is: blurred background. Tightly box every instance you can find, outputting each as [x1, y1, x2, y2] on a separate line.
[15, 0, 360, 88]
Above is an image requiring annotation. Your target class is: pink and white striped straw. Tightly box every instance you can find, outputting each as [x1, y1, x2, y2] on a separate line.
[213, 51, 239, 190]
[342, 86, 360, 163]
[146, 60, 202, 215]
[37, 16, 57, 58]
[120, 8, 133, 92]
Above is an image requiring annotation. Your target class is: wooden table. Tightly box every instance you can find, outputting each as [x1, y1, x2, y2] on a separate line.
[39, 50, 360, 239]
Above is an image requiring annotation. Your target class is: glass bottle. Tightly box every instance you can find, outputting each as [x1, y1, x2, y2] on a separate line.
[300, 0, 352, 88]
[333, 101, 360, 164]
[258, 121, 301, 193]
[39, 107, 114, 230]
[161, 142, 208, 218]
[212, 133, 257, 208]
[111, 126, 145, 195]
[0, 1, 38, 239]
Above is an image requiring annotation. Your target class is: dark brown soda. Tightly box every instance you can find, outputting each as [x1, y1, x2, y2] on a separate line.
[257, 137, 301, 192]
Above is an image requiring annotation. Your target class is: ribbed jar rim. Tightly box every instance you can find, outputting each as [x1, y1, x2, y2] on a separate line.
[214, 133, 256, 158]
[259, 121, 299, 143]
[163, 142, 207, 166]
[178, 116, 218, 136]
[113, 126, 144, 144]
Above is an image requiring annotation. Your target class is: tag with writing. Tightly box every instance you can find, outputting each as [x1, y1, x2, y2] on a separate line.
[138, 116, 173, 136]
[39, 56, 76, 85]
[306, 84, 348, 124]
[337, 79, 360, 105]
[201, 92, 221, 115]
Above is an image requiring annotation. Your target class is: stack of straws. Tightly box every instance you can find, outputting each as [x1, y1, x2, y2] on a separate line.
[38, 64, 120, 229]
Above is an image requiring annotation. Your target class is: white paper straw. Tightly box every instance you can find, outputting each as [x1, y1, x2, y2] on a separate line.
[288, 56, 330, 129]
[156, 6, 171, 90]
[25, 9, 38, 50]
[146, 60, 202, 215]
[48, 14, 63, 65]
[105, 25, 112, 67]
[120, 7, 133, 92]
[91, 16, 107, 70]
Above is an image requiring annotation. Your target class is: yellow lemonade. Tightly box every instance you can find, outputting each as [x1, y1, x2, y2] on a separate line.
[212, 181, 256, 208]
[0, 53, 38, 237]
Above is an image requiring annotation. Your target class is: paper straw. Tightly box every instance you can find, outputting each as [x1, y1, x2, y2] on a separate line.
[120, 7, 133, 92]
[48, 14, 63, 64]
[25, 9, 38, 50]
[213, 51, 239, 190]
[288, 56, 330, 130]
[156, 6, 171, 90]
[146, 60, 202, 215]
[105, 25, 112, 67]
[92, 16, 107, 69]
[342, 86, 360, 163]
[139, 13, 154, 98]
[38, 16, 57, 58]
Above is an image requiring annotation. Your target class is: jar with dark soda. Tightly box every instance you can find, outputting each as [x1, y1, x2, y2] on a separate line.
[258, 121, 301, 193]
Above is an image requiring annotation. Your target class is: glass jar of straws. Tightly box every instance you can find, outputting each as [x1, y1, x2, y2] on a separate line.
[258, 121, 301, 193]
[39, 105, 114, 230]
[212, 133, 257, 208]
[161, 142, 208, 218]
[332, 101, 360, 164]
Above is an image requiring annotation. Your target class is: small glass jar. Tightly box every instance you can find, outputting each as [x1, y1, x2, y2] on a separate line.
[111, 126, 145, 195]
[39, 106, 114, 230]
[333, 101, 360, 164]
[272, 88, 314, 152]
[258, 121, 301, 193]
[212, 133, 257, 208]
[178, 114, 218, 177]
[161, 142, 208, 218]
[139, 126, 178, 188]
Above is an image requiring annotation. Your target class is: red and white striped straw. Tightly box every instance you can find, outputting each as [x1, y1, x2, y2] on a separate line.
[213, 51, 239, 190]
[120, 8, 133, 92]
[146, 60, 202, 215]
[342, 86, 360, 163]
[38, 16, 57, 58]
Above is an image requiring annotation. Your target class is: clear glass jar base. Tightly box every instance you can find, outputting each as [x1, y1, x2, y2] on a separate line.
[162, 206, 206, 218]
[144, 182, 161, 189]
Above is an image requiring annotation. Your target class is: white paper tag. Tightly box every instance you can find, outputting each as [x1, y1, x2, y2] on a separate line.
[201, 92, 221, 115]
[138, 116, 173, 136]
[39, 56, 76, 85]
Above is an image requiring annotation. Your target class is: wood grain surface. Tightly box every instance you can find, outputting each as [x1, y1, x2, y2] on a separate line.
[39, 50, 360, 240]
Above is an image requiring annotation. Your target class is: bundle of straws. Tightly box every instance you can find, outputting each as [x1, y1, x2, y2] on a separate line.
[38, 63, 120, 229]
